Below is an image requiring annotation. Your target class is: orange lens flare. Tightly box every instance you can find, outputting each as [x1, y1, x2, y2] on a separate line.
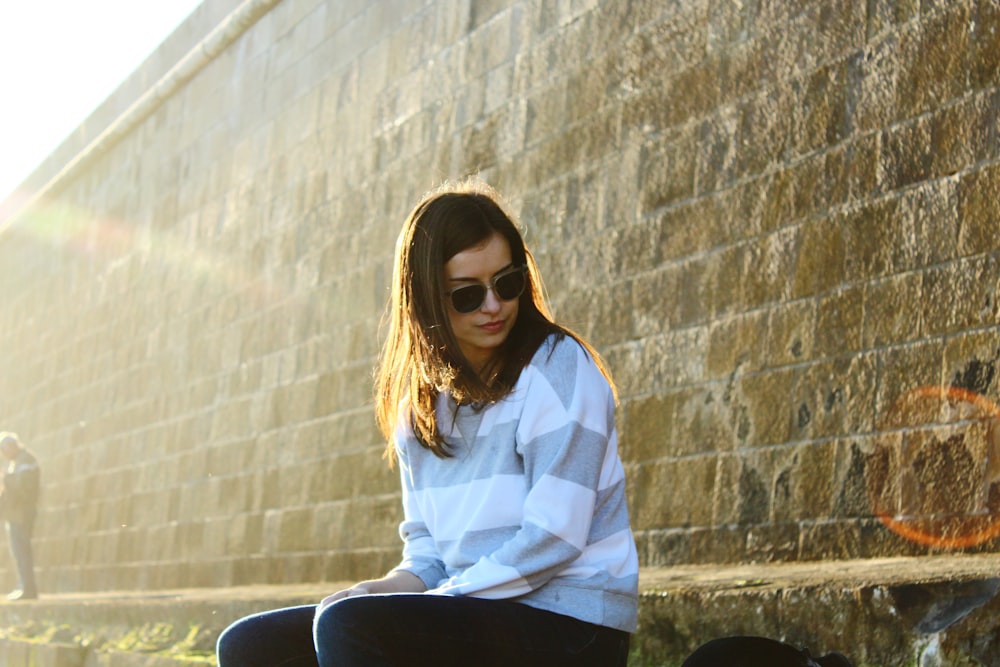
[868, 385, 1000, 548]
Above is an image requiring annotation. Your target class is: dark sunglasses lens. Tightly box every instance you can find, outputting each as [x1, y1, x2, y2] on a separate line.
[495, 270, 526, 300]
[451, 285, 487, 313]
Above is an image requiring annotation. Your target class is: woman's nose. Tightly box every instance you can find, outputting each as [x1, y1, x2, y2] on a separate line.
[480, 287, 502, 313]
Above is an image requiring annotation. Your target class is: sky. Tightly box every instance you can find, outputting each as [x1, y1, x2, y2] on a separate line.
[0, 1, 205, 205]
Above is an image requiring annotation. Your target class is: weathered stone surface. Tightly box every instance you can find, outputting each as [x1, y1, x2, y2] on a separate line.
[4, 555, 1000, 666]
[1, 0, 998, 602]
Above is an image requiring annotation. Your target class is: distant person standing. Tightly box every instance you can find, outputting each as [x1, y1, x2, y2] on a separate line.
[0, 433, 40, 600]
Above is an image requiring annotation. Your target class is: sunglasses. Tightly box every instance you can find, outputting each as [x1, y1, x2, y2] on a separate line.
[446, 265, 528, 313]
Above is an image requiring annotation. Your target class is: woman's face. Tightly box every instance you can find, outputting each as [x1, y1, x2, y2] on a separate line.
[443, 232, 520, 373]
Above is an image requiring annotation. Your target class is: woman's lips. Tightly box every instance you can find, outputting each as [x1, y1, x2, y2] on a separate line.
[479, 320, 504, 333]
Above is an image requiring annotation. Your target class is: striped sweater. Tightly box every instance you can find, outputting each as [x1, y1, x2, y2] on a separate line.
[392, 335, 640, 633]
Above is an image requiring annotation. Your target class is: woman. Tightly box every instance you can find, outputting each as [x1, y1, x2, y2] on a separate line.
[217, 179, 639, 666]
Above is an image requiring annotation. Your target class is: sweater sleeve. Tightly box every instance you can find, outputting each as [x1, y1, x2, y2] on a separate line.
[390, 425, 449, 590]
[428, 337, 617, 599]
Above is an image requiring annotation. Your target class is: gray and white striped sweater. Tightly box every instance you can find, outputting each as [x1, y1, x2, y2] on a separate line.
[392, 335, 640, 633]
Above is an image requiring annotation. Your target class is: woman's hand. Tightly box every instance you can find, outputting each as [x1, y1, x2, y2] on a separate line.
[317, 570, 426, 613]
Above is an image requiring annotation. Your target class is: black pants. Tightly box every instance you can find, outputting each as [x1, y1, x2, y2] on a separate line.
[5, 520, 37, 596]
[217, 594, 630, 667]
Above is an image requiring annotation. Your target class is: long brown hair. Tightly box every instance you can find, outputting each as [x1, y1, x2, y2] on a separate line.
[374, 179, 615, 461]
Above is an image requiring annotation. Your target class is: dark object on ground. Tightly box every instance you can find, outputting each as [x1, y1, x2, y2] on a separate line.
[681, 636, 853, 667]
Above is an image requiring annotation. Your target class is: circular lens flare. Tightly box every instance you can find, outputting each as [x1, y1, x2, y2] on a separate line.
[867, 385, 1000, 548]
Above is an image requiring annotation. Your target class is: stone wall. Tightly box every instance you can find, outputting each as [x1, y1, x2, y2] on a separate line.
[0, 0, 997, 593]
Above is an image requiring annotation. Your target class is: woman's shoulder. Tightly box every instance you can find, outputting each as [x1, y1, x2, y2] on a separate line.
[529, 332, 588, 363]
[526, 333, 606, 388]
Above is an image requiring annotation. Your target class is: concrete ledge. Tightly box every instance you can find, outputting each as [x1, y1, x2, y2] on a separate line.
[1, 555, 999, 666]
[634, 553, 1000, 666]
[0, 638, 84, 667]
[0, 584, 328, 667]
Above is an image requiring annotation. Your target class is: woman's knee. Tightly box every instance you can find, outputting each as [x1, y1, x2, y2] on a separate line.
[313, 596, 392, 664]
[216, 617, 251, 664]
[313, 596, 365, 639]
[217, 605, 318, 667]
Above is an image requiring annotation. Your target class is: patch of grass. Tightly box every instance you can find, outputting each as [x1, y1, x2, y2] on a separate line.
[628, 645, 684, 667]
[0, 619, 217, 663]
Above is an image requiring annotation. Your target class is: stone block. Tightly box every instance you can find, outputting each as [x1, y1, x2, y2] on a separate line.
[864, 0, 918, 39]
[732, 368, 797, 447]
[901, 178, 961, 268]
[957, 162, 1000, 256]
[268, 380, 320, 432]
[577, 108, 623, 168]
[809, 0, 868, 64]
[791, 354, 878, 441]
[655, 201, 709, 263]
[643, 57, 724, 134]
[256, 467, 285, 513]
[654, 329, 709, 392]
[724, 30, 791, 101]
[927, 96, 979, 179]
[323, 546, 401, 582]
[792, 215, 846, 299]
[627, 456, 716, 532]
[621, 387, 732, 462]
[766, 300, 816, 367]
[705, 310, 768, 380]
[637, 130, 697, 213]
[943, 330, 1000, 398]
[175, 521, 206, 561]
[634, 527, 693, 567]
[529, 114, 619, 182]
[921, 256, 1000, 337]
[792, 59, 849, 157]
[776, 441, 840, 523]
[862, 271, 924, 348]
[712, 453, 742, 526]
[313, 369, 355, 419]
[734, 88, 795, 180]
[471, 5, 520, 76]
[627, 265, 686, 336]
[874, 339, 947, 427]
[273, 551, 326, 584]
[733, 449, 784, 526]
[841, 197, 901, 281]
[205, 442, 255, 484]
[523, 84, 567, 148]
[689, 524, 749, 564]
[0, 636, 28, 664]
[232, 555, 269, 586]
[896, 4, 971, 119]
[201, 516, 231, 559]
[232, 512, 266, 555]
[209, 398, 254, 440]
[310, 501, 352, 550]
[746, 521, 800, 562]
[695, 106, 738, 193]
[741, 227, 797, 310]
[706, 249, 742, 320]
[615, 218, 664, 276]
[971, 0, 1000, 89]
[572, 281, 635, 349]
[706, 0, 748, 52]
